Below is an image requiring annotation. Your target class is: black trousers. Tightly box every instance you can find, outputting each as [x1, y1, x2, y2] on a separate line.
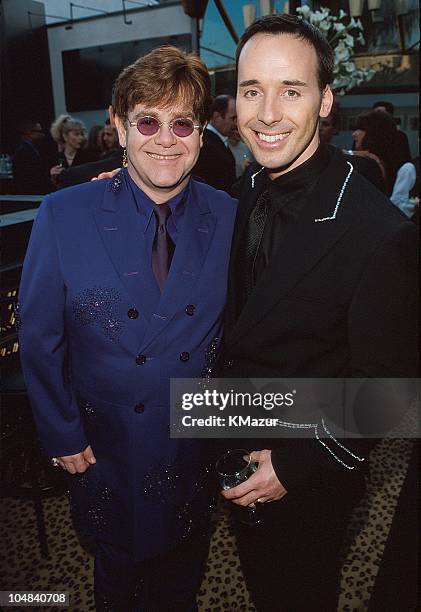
[234, 472, 365, 612]
[94, 529, 210, 612]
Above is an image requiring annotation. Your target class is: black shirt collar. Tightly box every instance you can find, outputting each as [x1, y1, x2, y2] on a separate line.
[268, 143, 330, 197]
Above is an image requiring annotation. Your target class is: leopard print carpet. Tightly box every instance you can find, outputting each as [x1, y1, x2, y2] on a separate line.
[0, 437, 416, 611]
[339, 437, 415, 611]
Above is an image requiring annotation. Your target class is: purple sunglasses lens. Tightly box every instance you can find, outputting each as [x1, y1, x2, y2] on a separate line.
[136, 117, 195, 137]
[172, 119, 195, 137]
[137, 117, 159, 135]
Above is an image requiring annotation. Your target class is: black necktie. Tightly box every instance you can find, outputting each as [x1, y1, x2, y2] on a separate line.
[152, 203, 174, 291]
[238, 189, 269, 310]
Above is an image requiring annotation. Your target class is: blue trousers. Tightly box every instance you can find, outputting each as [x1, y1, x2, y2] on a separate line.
[94, 530, 210, 612]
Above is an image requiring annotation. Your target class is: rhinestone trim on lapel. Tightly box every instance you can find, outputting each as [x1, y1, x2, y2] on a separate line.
[251, 166, 265, 189]
[108, 171, 123, 193]
[314, 162, 354, 223]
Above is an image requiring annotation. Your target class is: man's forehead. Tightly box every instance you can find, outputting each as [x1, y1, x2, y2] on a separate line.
[130, 102, 195, 119]
[238, 33, 317, 71]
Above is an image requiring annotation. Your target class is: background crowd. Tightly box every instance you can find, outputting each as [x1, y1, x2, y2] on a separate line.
[11, 97, 419, 223]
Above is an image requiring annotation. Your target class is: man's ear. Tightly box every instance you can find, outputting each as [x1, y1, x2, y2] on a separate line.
[114, 115, 127, 148]
[319, 85, 334, 119]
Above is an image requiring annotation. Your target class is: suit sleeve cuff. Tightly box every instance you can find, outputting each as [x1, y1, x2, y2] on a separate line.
[271, 436, 372, 495]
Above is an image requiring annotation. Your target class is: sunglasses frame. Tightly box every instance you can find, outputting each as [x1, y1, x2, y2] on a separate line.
[128, 116, 202, 138]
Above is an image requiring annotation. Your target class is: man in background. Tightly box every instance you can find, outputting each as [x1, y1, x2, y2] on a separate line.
[12, 120, 51, 194]
[101, 120, 120, 155]
[193, 94, 237, 191]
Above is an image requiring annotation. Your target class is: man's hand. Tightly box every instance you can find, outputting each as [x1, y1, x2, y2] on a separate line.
[56, 445, 96, 474]
[91, 168, 120, 181]
[222, 449, 287, 506]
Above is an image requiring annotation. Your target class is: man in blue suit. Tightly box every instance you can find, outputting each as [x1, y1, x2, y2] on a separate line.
[18, 46, 237, 611]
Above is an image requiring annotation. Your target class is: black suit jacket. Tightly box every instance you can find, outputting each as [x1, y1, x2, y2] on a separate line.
[219, 147, 418, 493]
[193, 128, 236, 192]
[12, 141, 51, 195]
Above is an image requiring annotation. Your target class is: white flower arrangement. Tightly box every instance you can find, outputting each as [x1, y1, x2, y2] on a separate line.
[296, 5, 375, 94]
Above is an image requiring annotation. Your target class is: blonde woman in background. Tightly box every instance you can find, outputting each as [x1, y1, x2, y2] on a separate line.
[49, 114, 92, 186]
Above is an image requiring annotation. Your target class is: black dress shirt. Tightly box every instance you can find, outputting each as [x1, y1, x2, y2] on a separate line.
[253, 144, 331, 285]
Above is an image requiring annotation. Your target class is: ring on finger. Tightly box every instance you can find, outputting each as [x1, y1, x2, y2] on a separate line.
[51, 457, 60, 467]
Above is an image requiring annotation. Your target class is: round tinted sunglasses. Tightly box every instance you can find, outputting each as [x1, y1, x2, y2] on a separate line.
[128, 116, 202, 138]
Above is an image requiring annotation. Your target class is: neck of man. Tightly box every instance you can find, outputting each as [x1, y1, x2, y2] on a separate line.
[268, 134, 321, 181]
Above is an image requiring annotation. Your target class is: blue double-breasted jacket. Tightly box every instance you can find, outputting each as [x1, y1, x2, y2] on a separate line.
[18, 171, 237, 560]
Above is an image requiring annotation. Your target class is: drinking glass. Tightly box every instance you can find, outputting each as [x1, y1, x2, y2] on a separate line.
[216, 448, 262, 526]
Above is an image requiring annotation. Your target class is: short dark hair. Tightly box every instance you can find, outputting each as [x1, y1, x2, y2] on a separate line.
[210, 95, 234, 117]
[236, 14, 333, 91]
[17, 119, 41, 135]
[372, 100, 394, 116]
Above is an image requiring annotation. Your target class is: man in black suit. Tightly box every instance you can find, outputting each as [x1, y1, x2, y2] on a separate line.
[193, 94, 237, 192]
[219, 15, 417, 611]
[12, 120, 51, 194]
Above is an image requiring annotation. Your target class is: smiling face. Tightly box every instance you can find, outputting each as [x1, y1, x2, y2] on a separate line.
[236, 33, 333, 179]
[115, 103, 203, 204]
